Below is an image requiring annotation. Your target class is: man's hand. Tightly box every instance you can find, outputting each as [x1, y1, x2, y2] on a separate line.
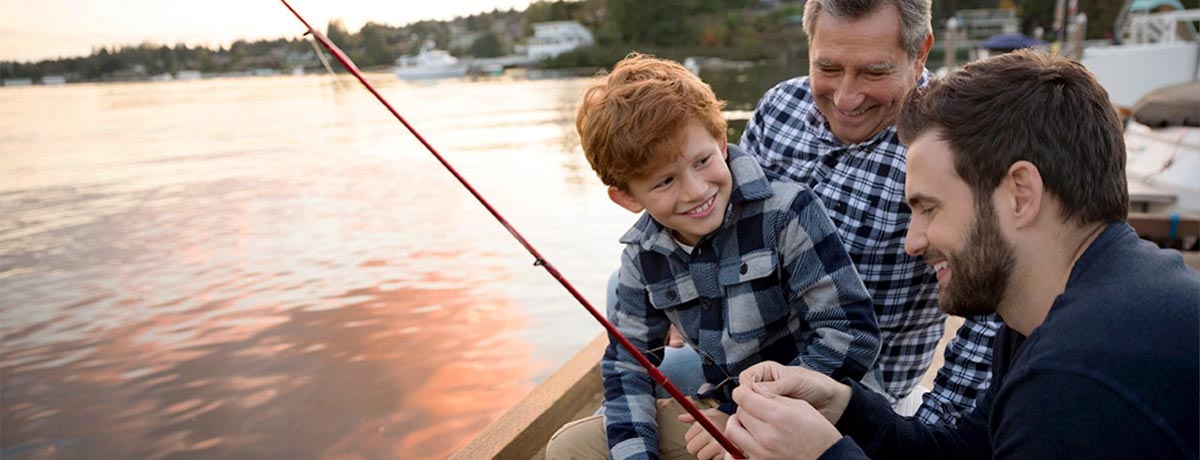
[734, 361, 852, 423]
[723, 376, 844, 460]
[678, 407, 729, 460]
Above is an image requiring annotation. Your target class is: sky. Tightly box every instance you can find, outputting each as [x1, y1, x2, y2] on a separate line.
[0, 0, 538, 62]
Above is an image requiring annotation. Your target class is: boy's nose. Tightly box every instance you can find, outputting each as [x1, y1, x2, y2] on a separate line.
[681, 174, 708, 202]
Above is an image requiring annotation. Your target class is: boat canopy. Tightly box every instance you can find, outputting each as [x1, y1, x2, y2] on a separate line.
[1130, 0, 1186, 12]
[979, 33, 1046, 51]
[1131, 81, 1200, 127]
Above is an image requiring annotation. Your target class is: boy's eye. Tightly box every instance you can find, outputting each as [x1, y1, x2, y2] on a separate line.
[696, 155, 711, 167]
[654, 177, 673, 189]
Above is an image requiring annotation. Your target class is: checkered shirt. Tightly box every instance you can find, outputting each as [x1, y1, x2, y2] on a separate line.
[739, 74, 1002, 425]
[601, 146, 881, 460]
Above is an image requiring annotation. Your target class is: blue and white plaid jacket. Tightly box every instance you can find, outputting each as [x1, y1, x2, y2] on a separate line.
[601, 145, 880, 460]
[740, 74, 1003, 424]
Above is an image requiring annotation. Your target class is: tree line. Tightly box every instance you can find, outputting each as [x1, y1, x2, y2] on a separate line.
[2, 0, 1166, 84]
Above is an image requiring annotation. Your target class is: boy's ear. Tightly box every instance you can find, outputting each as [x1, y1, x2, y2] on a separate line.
[608, 186, 644, 213]
[720, 137, 728, 159]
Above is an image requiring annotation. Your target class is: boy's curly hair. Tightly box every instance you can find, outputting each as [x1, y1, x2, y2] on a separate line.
[576, 53, 727, 190]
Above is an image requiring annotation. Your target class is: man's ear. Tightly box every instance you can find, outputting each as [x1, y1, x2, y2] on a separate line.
[1003, 160, 1044, 228]
[914, 33, 934, 75]
[609, 186, 644, 213]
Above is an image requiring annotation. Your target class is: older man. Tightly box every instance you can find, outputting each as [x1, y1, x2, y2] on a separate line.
[740, 0, 1000, 424]
[725, 50, 1199, 460]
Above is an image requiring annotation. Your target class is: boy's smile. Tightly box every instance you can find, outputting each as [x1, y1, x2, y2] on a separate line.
[609, 120, 733, 246]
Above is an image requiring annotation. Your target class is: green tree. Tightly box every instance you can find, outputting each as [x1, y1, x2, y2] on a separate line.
[359, 22, 394, 66]
[468, 32, 505, 57]
[326, 19, 357, 49]
[605, 0, 703, 46]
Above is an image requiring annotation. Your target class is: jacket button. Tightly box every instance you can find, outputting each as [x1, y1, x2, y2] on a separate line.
[699, 300, 710, 310]
[703, 356, 715, 365]
[739, 263, 748, 275]
[666, 290, 677, 300]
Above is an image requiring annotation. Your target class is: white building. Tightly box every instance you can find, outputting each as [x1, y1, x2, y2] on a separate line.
[527, 21, 594, 60]
[954, 9, 1020, 41]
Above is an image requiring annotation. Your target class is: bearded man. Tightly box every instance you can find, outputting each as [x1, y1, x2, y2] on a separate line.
[723, 50, 1199, 460]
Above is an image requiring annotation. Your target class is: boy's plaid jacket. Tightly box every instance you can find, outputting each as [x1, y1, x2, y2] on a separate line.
[601, 145, 880, 460]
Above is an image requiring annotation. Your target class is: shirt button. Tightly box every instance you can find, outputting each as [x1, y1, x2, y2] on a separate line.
[666, 290, 677, 300]
[739, 263, 748, 275]
[703, 356, 715, 365]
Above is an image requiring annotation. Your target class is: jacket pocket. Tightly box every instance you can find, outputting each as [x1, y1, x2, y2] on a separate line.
[719, 250, 790, 342]
[646, 276, 701, 345]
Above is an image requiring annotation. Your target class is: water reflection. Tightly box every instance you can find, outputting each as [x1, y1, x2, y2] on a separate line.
[1, 66, 789, 460]
[2, 280, 538, 460]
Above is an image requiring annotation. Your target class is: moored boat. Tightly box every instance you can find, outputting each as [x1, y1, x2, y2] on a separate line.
[395, 44, 469, 80]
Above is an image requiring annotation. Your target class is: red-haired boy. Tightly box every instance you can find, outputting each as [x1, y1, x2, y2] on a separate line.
[547, 54, 881, 459]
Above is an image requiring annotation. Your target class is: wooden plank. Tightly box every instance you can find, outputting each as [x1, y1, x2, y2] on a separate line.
[450, 333, 606, 460]
[1128, 213, 1200, 257]
[1128, 212, 1200, 240]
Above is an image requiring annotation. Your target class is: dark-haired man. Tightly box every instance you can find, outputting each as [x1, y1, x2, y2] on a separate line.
[724, 50, 1199, 460]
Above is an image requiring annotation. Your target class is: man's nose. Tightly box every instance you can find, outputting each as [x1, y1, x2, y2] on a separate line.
[835, 79, 865, 111]
[904, 225, 927, 257]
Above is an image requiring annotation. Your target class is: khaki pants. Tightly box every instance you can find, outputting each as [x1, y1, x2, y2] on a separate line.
[545, 398, 719, 460]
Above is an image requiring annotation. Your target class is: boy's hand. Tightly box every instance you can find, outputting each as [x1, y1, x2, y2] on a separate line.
[666, 325, 685, 348]
[678, 407, 729, 460]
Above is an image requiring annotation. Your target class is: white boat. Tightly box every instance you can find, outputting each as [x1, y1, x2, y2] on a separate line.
[1077, 1, 1199, 248]
[1124, 82, 1200, 214]
[1080, 3, 1199, 109]
[394, 44, 469, 80]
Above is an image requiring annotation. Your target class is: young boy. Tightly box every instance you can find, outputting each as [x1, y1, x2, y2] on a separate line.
[546, 54, 880, 460]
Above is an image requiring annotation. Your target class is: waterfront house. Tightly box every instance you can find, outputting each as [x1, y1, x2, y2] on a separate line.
[527, 21, 594, 60]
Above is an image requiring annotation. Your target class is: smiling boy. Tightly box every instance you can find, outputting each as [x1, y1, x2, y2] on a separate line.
[545, 54, 881, 460]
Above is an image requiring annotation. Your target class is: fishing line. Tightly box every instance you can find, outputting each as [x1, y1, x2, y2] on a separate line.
[276, 1, 746, 457]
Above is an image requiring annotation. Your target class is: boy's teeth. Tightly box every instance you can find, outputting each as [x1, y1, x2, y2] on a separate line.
[687, 196, 714, 215]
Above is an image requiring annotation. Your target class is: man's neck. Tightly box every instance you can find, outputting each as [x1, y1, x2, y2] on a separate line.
[999, 222, 1106, 335]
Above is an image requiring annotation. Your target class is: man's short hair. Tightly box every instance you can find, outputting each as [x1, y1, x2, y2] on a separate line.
[576, 53, 727, 190]
[897, 49, 1129, 225]
[802, 0, 932, 59]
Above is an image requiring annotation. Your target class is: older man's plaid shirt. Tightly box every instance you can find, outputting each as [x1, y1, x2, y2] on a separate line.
[739, 75, 1002, 424]
[601, 146, 880, 460]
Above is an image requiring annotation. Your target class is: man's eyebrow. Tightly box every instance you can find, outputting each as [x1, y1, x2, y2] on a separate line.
[907, 193, 938, 208]
[813, 57, 838, 67]
[864, 62, 897, 73]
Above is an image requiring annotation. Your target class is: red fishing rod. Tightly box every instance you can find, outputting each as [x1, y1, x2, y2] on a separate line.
[276, 1, 746, 458]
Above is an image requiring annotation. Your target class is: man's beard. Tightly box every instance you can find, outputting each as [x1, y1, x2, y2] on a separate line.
[939, 199, 1017, 317]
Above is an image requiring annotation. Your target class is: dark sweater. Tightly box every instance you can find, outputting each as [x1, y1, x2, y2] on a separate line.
[824, 222, 1199, 460]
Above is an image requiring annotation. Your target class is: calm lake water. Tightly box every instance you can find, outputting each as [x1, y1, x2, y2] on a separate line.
[0, 66, 795, 460]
